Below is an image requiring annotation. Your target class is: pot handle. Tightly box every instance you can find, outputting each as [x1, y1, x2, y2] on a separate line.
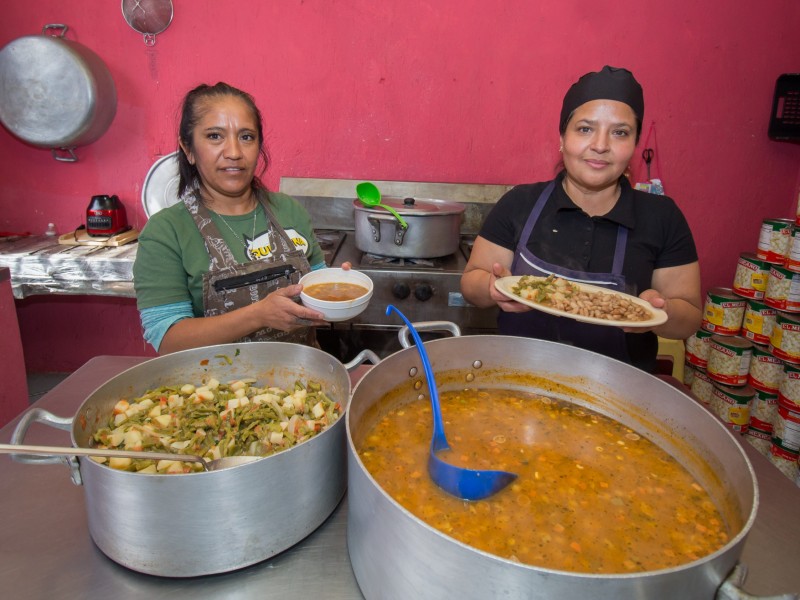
[10, 407, 73, 466]
[398, 321, 462, 349]
[343, 349, 381, 371]
[716, 564, 798, 600]
[366, 215, 409, 246]
[42, 23, 68, 37]
[51, 148, 78, 162]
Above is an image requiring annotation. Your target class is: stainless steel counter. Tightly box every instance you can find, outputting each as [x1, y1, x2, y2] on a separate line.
[1, 356, 799, 599]
[0, 235, 137, 299]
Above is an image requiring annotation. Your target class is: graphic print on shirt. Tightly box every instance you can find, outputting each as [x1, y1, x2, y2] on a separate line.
[246, 228, 309, 261]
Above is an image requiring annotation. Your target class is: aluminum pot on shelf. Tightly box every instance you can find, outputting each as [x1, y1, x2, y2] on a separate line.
[10, 342, 355, 577]
[346, 333, 759, 600]
[353, 196, 465, 258]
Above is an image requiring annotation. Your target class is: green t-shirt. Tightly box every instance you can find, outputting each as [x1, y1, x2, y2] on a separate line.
[133, 191, 325, 316]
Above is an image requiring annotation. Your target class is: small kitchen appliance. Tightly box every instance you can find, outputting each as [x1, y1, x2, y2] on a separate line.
[86, 194, 129, 237]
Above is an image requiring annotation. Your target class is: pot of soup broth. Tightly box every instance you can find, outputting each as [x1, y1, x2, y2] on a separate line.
[346, 335, 758, 599]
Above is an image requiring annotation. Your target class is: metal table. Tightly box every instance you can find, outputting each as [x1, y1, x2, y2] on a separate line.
[2, 356, 799, 600]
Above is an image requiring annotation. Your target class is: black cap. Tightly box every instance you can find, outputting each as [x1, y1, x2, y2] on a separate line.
[559, 66, 644, 133]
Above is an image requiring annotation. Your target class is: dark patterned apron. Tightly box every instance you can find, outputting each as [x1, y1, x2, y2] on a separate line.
[183, 189, 314, 345]
[497, 181, 632, 362]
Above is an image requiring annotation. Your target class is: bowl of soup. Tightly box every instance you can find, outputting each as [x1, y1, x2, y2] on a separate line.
[299, 268, 373, 322]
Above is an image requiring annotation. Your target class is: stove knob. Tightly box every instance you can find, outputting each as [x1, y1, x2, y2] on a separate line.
[392, 282, 411, 299]
[414, 284, 433, 302]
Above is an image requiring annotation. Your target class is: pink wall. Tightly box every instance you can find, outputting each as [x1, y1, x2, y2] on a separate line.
[0, 272, 28, 425]
[2, 1, 799, 372]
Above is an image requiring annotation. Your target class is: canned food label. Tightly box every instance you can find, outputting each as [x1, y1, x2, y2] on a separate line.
[765, 267, 800, 312]
[778, 378, 800, 411]
[788, 232, 800, 272]
[769, 322, 800, 364]
[733, 255, 768, 298]
[770, 442, 799, 460]
[796, 192, 800, 227]
[742, 307, 776, 344]
[773, 403, 800, 452]
[757, 220, 793, 263]
[748, 353, 783, 393]
[749, 416, 774, 433]
[686, 352, 708, 368]
[707, 340, 752, 386]
[690, 370, 714, 405]
[685, 330, 712, 367]
[702, 298, 745, 335]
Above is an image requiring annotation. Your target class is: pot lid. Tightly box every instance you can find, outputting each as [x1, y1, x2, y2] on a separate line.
[352, 196, 465, 216]
[142, 151, 181, 217]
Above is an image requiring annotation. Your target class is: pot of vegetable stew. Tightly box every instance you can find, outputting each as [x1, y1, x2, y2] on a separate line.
[10, 342, 352, 577]
[346, 334, 758, 600]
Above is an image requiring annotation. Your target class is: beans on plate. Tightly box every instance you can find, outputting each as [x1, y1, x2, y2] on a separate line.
[511, 275, 653, 322]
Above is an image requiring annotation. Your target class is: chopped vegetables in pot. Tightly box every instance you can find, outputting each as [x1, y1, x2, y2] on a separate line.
[91, 377, 342, 474]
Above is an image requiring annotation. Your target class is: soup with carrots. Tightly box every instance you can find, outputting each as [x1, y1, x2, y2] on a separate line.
[357, 388, 730, 574]
[304, 282, 368, 302]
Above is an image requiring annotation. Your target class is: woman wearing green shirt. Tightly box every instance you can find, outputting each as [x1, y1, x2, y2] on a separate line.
[134, 82, 334, 353]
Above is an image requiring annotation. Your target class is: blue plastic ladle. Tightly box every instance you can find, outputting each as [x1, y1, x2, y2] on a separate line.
[386, 305, 518, 501]
[356, 182, 408, 229]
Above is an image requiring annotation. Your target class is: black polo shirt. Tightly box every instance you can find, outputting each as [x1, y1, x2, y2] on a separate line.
[479, 171, 698, 371]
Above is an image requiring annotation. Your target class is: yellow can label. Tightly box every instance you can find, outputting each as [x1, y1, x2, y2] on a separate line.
[705, 305, 724, 325]
[751, 274, 767, 291]
[728, 406, 751, 426]
[745, 312, 764, 332]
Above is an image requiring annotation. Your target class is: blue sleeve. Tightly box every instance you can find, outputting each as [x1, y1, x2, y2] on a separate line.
[139, 301, 194, 352]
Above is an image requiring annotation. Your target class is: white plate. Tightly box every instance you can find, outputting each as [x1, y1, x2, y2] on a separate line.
[494, 275, 668, 328]
[142, 152, 181, 218]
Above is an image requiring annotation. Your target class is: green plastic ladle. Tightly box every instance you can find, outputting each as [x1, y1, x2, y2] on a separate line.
[356, 182, 408, 229]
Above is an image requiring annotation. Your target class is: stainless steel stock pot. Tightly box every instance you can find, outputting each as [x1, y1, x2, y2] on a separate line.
[346, 335, 758, 600]
[353, 196, 465, 258]
[11, 342, 352, 577]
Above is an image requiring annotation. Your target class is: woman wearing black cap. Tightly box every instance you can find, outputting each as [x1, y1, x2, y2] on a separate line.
[461, 66, 701, 372]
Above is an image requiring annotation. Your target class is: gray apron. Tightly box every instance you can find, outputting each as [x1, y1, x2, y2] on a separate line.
[497, 181, 632, 362]
[183, 189, 314, 345]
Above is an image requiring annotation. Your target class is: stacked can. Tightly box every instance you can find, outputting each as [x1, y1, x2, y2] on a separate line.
[769, 312, 800, 364]
[686, 329, 712, 369]
[701, 288, 746, 336]
[705, 334, 754, 432]
[771, 364, 800, 481]
[729, 212, 800, 480]
[741, 300, 777, 345]
[733, 253, 768, 300]
[756, 218, 794, 265]
[689, 369, 714, 408]
[683, 362, 697, 387]
[747, 390, 778, 457]
[747, 343, 782, 457]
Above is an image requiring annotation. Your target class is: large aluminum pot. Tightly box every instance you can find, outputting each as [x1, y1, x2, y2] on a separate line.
[346, 335, 758, 600]
[353, 196, 465, 258]
[11, 342, 351, 577]
[0, 25, 117, 161]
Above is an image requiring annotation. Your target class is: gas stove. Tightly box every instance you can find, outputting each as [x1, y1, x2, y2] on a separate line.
[283, 177, 512, 359]
[314, 228, 493, 331]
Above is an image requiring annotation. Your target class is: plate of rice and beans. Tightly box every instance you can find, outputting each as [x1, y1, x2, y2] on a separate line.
[495, 275, 667, 328]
